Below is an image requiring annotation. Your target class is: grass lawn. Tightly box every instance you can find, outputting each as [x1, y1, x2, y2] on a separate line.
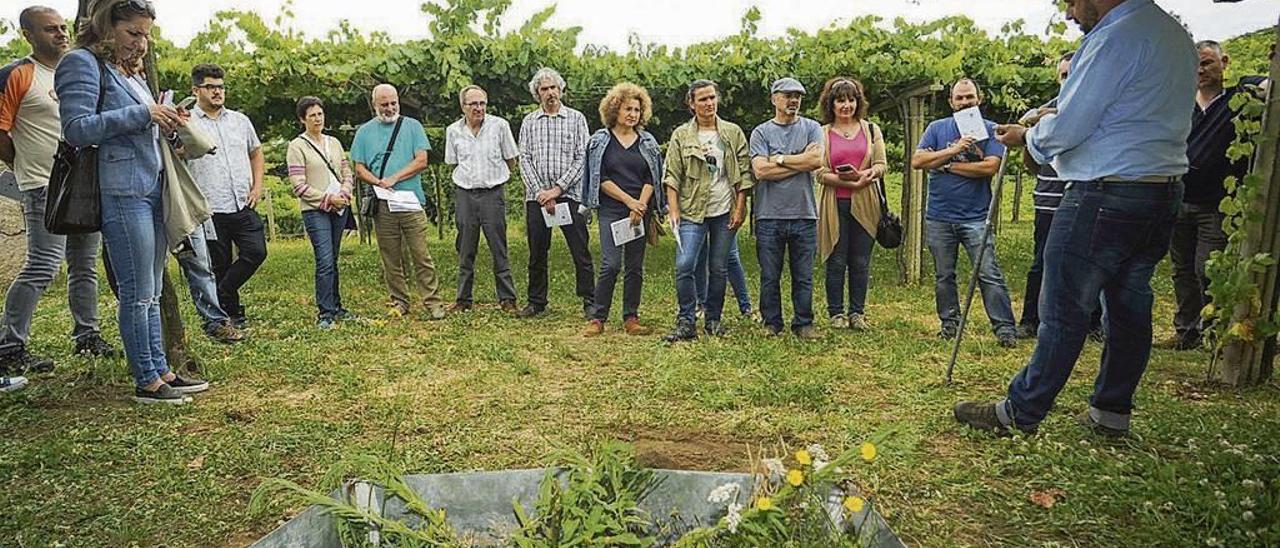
[2, 185, 1278, 547]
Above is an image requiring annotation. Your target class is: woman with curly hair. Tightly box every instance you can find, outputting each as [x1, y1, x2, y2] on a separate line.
[581, 83, 666, 336]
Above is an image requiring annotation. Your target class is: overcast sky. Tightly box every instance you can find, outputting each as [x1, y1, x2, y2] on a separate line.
[1, 0, 1275, 48]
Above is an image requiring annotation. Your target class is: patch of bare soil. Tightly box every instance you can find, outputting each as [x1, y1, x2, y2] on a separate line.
[0, 196, 24, 287]
[621, 427, 760, 472]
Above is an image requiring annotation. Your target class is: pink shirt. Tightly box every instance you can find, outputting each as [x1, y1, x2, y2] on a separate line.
[828, 129, 868, 199]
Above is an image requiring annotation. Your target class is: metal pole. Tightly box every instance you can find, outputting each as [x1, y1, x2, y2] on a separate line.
[945, 153, 1011, 384]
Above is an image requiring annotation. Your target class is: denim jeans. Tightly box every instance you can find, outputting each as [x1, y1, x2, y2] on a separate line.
[593, 209, 647, 321]
[1168, 202, 1227, 337]
[825, 199, 874, 317]
[1004, 181, 1183, 430]
[99, 183, 169, 387]
[756, 219, 816, 331]
[696, 234, 752, 314]
[675, 213, 733, 324]
[175, 225, 230, 331]
[925, 219, 1016, 336]
[1021, 210, 1103, 332]
[303, 209, 350, 320]
[0, 186, 102, 353]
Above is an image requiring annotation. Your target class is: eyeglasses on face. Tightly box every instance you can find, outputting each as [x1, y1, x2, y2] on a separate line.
[196, 84, 225, 91]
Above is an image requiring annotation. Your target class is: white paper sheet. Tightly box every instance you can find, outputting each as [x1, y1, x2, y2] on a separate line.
[610, 217, 645, 247]
[952, 106, 989, 141]
[670, 218, 682, 253]
[541, 202, 573, 228]
[372, 185, 423, 212]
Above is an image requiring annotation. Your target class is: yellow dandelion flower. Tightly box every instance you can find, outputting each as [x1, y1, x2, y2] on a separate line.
[787, 469, 804, 486]
[860, 442, 878, 462]
[755, 497, 774, 511]
[843, 496, 866, 513]
[795, 449, 812, 466]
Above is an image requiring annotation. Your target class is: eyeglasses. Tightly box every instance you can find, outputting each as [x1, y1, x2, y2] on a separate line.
[196, 84, 225, 91]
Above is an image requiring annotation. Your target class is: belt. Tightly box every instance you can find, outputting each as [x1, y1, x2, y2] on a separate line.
[457, 185, 503, 192]
[1095, 176, 1180, 184]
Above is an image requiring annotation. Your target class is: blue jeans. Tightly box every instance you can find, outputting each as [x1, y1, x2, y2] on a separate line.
[675, 213, 733, 324]
[755, 219, 816, 331]
[0, 186, 102, 352]
[925, 219, 1016, 335]
[696, 234, 752, 314]
[175, 226, 229, 332]
[1004, 181, 1182, 430]
[825, 199, 874, 316]
[303, 209, 350, 319]
[99, 183, 169, 388]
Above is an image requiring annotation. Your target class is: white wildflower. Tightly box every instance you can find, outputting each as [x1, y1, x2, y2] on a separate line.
[1205, 537, 1222, 547]
[707, 483, 740, 505]
[1214, 490, 1226, 500]
[1241, 497, 1255, 509]
[763, 458, 786, 481]
[1241, 479, 1261, 489]
[814, 459, 829, 473]
[725, 503, 743, 533]
[1242, 511, 1255, 521]
[807, 444, 830, 462]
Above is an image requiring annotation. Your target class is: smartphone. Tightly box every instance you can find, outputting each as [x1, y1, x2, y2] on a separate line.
[835, 164, 855, 173]
[175, 96, 196, 110]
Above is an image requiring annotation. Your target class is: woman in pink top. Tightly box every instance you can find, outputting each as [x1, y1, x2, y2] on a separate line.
[814, 78, 887, 330]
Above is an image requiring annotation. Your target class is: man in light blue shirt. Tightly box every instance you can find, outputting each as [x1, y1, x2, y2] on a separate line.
[954, 0, 1196, 438]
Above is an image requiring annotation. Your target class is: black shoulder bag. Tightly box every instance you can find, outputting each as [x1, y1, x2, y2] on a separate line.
[869, 123, 903, 249]
[359, 116, 404, 219]
[44, 54, 107, 234]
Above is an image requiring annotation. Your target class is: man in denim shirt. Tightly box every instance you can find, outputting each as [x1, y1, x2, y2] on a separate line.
[911, 78, 1017, 348]
[749, 78, 824, 338]
[957, 0, 1196, 437]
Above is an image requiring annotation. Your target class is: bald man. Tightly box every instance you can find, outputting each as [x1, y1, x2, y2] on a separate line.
[351, 84, 446, 319]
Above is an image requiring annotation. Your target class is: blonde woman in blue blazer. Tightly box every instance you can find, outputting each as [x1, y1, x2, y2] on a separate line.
[56, 0, 206, 404]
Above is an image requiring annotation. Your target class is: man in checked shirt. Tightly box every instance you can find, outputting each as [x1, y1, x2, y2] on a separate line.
[515, 67, 595, 319]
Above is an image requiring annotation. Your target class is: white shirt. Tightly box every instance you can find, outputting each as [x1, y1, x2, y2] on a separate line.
[444, 114, 518, 190]
[186, 107, 262, 213]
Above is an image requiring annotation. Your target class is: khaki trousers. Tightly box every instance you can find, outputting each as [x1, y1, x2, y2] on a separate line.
[375, 201, 443, 310]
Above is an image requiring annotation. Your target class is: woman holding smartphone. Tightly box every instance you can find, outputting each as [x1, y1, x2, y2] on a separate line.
[814, 77, 886, 331]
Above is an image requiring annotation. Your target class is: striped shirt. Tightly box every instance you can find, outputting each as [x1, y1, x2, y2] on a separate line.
[518, 105, 589, 203]
[1033, 166, 1067, 213]
[444, 114, 518, 190]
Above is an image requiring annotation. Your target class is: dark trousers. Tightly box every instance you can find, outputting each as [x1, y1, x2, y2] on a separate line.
[208, 207, 268, 318]
[1022, 210, 1102, 332]
[454, 186, 517, 305]
[525, 199, 594, 310]
[824, 199, 874, 317]
[592, 209, 646, 321]
[1168, 202, 1227, 337]
[756, 218, 817, 331]
[1006, 181, 1182, 428]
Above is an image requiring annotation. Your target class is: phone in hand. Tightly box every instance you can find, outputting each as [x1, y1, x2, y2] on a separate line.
[175, 96, 196, 110]
[835, 164, 856, 174]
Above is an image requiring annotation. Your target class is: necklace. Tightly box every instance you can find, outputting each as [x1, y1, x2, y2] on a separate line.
[835, 121, 860, 139]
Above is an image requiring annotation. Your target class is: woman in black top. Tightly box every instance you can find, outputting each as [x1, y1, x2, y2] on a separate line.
[581, 83, 665, 336]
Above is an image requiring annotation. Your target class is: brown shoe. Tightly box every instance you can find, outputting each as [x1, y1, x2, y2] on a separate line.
[582, 319, 604, 337]
[447, 301, 472, 313]
[206, 323, 245, 344]
[500, 300, 519, 314]
[623, 317, 652, 336]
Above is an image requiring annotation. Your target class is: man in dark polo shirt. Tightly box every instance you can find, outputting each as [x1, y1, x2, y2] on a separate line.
[1162, 40, 1268, 351]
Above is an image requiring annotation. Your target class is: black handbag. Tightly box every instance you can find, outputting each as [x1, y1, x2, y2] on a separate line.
[44, 54, 107, 235]
[874, 177, 903, 249]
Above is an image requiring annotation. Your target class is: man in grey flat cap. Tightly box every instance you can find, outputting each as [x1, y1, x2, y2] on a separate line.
[748, 77, 825, 338]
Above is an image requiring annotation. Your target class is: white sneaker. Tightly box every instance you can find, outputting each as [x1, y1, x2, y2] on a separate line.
[1, 376, 28, 393]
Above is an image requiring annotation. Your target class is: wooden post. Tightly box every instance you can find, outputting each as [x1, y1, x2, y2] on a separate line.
[262, 189, 277, 241]
[991, 164, 1003, 235]
[902, 95, 929, 285]
[1217, 20, 1280, 386]
[1011, 164, 1023, 223]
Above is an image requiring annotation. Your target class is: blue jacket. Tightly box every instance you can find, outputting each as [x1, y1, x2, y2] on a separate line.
[56, 48, 160, 197]
[581, 128, 667, 216]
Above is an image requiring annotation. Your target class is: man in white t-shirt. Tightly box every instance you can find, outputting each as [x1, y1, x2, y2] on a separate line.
[0, 6, 117, 382]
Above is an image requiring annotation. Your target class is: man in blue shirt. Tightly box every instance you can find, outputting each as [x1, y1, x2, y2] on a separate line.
[910, 78, 1017, 348]
[351, 84, 446, 320]
[957, 0, 1196, 437]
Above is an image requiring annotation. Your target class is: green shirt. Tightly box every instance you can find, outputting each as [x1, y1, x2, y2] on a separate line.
[662, 117, 751, 223]
[351, 116, 432, 204]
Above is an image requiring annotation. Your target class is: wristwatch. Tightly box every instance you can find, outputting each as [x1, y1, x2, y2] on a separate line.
[774, 154, 786, 167]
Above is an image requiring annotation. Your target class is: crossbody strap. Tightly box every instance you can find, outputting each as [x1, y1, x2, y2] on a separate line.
[377, 117, 405, 179]
[300, 135, 344, 185]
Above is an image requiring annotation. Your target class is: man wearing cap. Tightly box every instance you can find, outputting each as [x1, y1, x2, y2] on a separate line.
[958, 0, 1196, 438]
[748, 77, 824, 338]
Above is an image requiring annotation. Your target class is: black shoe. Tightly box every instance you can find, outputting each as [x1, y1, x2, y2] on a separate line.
[582, 303, 594, 320]
[0, 345, 54, 375]
[1014, 324, 1037, 340]
[74, 334, 119, 357]
[764, 325, 784, 337]
[996, 332, 1018, 348]
[133, 383, 191, 405]
[1075, 409, 1129, 438]
[938, 325, 958, 340]
[1156, 331, 1201, 350]
[515, 305, 547, 319]
[953, 401, 1036, 436]
[167, 374, 209, 394]
[663, 321, 698, 344]
[705, 321, 726, 337]
[230, 314, 248, 330]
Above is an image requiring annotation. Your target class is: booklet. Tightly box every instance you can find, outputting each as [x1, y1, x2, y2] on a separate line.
[372, 186, 423, 212]
[610, 217, 645, 247]
[541, 202, 573, 228]
[952, 106, 989, 141]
